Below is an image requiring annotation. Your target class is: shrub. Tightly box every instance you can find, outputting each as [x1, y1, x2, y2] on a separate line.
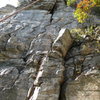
[74, 8, 88, 23]
[73, 0, 100, 23]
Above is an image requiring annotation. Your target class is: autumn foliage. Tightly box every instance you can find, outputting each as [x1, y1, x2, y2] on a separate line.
[74, 0, 100, 23]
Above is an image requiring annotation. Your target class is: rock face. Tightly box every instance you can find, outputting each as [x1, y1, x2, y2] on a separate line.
[0, 0, 100, 100]
[27, 28, 73, 100]
[60, 27, 100, 100]
[65, 70, 100, 100]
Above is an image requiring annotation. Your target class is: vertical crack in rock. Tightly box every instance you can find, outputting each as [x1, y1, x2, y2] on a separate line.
[58, 27, 100, 100]
[49, 0, 57, 23]
[26, 28, 73, 100]
[58, 68, 66, 100]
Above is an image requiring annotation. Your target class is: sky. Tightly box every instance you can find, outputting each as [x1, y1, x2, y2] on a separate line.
[0, 0, 19, 8]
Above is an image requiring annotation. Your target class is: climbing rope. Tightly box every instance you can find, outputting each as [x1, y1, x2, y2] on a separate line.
[0, 0, 42, 22]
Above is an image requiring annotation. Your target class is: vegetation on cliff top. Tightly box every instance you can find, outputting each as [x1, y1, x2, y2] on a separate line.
[67, 0, 100, 23]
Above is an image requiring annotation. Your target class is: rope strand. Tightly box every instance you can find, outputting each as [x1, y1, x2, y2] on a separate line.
[0, 0, 42, 22]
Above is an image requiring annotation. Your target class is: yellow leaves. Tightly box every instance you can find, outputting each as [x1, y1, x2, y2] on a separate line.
[67, 0, 100, 23]
[74, 0, 99, 23]
[74, 8, 88, 23]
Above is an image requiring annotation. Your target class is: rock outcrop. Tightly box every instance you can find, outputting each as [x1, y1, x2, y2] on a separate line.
[65, 70, 100, 100]
[0, 0, 100, 100]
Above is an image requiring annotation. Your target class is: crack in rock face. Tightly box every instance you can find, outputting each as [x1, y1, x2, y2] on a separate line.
[25, 28, 73, 100]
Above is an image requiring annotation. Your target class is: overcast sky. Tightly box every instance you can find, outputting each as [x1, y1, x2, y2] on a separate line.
[0, 0, 19, 8]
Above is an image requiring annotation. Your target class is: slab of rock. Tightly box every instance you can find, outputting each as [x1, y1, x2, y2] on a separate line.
[14, 67, 36, 100]
[0, 0, 57, 11]
[0, 0, 99, 100]
[29, 57, 64, 100]
[27, 28, 73, 100]
[0, 5, 16, 14]
[30, 0, 57, 11]
[0, 67, 19, 100]
[25, 33, 53, 68]
[65, 70, 100, 100]
[52, 28, 73, 57]
[0, 59, 36, 100]
[0, 10, 52, 59]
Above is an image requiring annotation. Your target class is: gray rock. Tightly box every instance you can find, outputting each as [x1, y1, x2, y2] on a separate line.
[30, 0, 57, 11]
[0, 67, 19, 88]
[0, 0, 56, 11]
[28, 27, 73, 100]
[83, 55, 100, 72]
[0, 10, 52, 59]
[25, 33, 53, 67]
[14, 67, 36, 100]
[52, 28, 73, 57]
[0, 67, 19, 100]
[0, 0, 100, 100]
[65, 70, 100, 100]
[0, 5, 16, 14]
[28, 57, 65, 100]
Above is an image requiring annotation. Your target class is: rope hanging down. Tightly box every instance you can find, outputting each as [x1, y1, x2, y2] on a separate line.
[0, 0, 42, 22]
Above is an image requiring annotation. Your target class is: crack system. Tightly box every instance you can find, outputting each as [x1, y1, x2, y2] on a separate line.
[49, 0, 57, 23]
[0, 0, 74, 100]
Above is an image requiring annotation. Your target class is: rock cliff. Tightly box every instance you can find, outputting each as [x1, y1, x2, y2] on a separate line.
[0, 0, 100, 100]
